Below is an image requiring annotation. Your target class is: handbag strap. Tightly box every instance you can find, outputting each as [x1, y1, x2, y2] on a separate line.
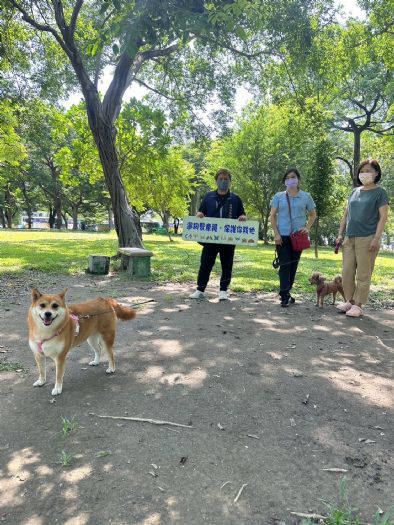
[285, 192, 294, 233]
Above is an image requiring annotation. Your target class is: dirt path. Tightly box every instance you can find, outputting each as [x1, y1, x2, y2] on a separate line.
[0, 273, 393, 525]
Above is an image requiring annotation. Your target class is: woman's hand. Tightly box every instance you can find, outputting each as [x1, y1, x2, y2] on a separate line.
[299, 227, 309, 235]
[335, 234, 344, 246]
[238, 215, 247, 222]
[274, 234, 282, 245]
[196, 212, 204, 218]
[369, 236, 380, 252]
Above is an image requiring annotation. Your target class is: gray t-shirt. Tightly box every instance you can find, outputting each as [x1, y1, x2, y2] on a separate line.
[346, 186, 389, 237]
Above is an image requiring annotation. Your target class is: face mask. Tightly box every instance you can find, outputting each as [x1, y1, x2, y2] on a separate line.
[359, 173, 375, 185]
[285, 178, 298, 188]
[217, 179, 230, 191]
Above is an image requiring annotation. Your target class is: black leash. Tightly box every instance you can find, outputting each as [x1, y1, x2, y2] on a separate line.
[272, 246, 300, 269]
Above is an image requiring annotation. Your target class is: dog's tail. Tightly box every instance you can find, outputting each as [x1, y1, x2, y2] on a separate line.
[333, 275, 343, 285]
[107, 299, 137, 320]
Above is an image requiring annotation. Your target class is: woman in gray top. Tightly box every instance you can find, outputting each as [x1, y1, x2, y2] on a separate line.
[336, 159, 389, 317]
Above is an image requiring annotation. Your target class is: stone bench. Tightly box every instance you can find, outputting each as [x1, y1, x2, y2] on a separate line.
[118, 247, 154, 278]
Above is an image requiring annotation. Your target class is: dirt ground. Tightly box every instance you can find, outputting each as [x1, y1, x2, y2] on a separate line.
[0, 271, 393, 525]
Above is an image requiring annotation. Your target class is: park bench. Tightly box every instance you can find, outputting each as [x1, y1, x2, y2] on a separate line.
[152, 227, 168, 235]
[118, 247, 154, 278]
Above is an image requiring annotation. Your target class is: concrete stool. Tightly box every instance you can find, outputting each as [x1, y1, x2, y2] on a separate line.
[88, 255, 110, 274]
[118, 247, 154, 278]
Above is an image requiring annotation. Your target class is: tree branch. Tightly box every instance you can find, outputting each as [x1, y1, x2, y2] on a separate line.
[336, 156, 353, 177]
[133, 78, 178, 101]
[70, 0, 84, 37]
[6, 0, 70, 55]
[368, 124, 394, 135]
[103, 42, 180, 122]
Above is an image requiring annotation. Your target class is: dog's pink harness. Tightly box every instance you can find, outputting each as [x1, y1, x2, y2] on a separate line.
[36, 314, 80, 353]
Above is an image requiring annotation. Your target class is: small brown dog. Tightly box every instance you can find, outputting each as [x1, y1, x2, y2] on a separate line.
[28, 289, 136, 396]
[309, 272, 345, 308]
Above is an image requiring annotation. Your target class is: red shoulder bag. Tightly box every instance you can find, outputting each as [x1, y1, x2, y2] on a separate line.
[285, 192, 311, 252]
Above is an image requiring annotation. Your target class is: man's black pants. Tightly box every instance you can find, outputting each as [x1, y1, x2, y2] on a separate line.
[197, 243, 236, 292]
[277, 236, 302, 298]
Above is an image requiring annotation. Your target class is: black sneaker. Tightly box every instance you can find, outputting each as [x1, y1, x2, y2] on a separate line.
[281, 296, 290, 308]
[289, 296, 295, 304]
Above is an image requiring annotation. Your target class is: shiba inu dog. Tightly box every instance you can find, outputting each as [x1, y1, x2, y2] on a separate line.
[28, 289, 136, 396]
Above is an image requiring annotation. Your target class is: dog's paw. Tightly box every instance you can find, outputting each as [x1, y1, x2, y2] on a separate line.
[89, 360, 100, 366]
[33, 379, 46, 387]
[51, 385, 63, 396]
[105, 367, 115, 374]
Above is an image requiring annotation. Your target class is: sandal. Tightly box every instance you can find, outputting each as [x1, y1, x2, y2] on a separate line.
[346, 305, 363, 317]
[336, 301, 353, 313]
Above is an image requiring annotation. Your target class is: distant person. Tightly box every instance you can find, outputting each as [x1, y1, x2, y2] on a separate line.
[189, 168, 246, 301]
[174, 218, 180, 235]
[336, 159, 389, 317]
[270, 168, 316, 307]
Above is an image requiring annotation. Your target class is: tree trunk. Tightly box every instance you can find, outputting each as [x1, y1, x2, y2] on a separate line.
[0, 208, 6, 229]
[21, 182, 33, 229]
[88, 115, 143, 248]
[263, 211, 270, 244]
[353, 129, 361, 187]
[48, 207, 56, 229]
[55, 197, 62, 229]
[72, 204, 78, 230]
[5, 185, 13, 228]
[108, 203, 113, 230]
[314, 217, 319, 258]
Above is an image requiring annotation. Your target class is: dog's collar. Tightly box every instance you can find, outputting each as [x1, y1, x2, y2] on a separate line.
[36, 314, 80, 353]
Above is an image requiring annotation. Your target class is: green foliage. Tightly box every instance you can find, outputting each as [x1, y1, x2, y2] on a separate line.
[60, 450, 73, 467]
[61, 415, 78, 439]
[301, 478, 394, 525]
[0, 361, 26, 373]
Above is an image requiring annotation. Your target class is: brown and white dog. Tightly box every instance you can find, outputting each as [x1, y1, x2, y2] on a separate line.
[309, 272, 345, 308]
[28, 289, 136, 396]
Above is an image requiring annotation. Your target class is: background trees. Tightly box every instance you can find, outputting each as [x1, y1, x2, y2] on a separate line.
[4, 0, 335, 247]
[0, 1, 392, 246]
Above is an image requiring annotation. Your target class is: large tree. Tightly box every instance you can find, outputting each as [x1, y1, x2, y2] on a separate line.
[6, 0, 327, 247]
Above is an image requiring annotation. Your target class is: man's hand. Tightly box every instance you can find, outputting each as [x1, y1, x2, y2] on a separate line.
[196, 212, 204, 218]
[238, 215, 247, 222]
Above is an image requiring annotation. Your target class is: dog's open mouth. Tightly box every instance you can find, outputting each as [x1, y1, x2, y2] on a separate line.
[40, 315, 58, 326]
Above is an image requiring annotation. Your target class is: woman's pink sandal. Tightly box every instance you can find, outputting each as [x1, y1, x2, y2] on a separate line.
[346, 305, 363, 317]
[336, 301, 353, 313]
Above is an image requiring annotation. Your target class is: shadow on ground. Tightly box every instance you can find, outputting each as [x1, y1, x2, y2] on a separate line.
[0, 273, 393, 525]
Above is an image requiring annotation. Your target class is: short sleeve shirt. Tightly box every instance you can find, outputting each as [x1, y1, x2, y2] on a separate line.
[346, 186, 389, 237]
[271, 191, 316, 236]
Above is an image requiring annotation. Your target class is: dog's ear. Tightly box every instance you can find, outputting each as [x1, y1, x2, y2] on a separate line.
[58, 289, 68, 300]
[32, 289, 42, 302]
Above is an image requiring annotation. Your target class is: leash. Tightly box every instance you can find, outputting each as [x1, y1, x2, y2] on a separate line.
[273, 246, 300, 269]
[75, 299, 156, 319]
[35, 300, 155, 351]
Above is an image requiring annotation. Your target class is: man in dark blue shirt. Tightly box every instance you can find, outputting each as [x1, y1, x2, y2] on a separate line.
[190, 168, 246, 301]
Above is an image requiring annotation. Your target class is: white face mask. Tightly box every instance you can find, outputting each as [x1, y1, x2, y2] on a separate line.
[359, 172, 375, 185]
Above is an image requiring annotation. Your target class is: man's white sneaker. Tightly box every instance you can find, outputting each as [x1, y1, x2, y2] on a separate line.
[219, 291, 228, 301]
[189, 290, 205, 299]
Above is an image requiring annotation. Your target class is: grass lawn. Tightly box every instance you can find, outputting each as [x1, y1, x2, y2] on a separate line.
[1, 229, 393, 298]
